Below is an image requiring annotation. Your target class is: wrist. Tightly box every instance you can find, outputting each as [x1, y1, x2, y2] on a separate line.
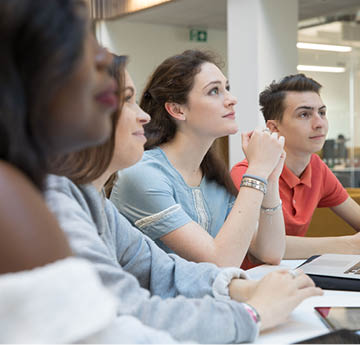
[246, 166, 270, 180]
[229, 279, 255, 302]
[242, 302, 262, 331]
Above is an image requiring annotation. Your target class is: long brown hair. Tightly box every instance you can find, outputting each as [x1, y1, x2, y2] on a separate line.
[50, 54, 127, 187]
[140, 49, 237, 196]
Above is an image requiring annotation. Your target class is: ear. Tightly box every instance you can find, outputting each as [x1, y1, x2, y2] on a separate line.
[267, 120, 279, 133]
[164, 102, 186, 121]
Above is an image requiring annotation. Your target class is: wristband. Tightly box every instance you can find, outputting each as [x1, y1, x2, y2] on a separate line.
[240, 177, 267, 195]
[242, 302, 261, 329]
[261, 200, 282, 214]
[242, 173, 268, 186]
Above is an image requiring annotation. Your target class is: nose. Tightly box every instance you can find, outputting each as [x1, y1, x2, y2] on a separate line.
[312, 113, 326, 129]
[225, 89, 237, 107]
[137, 104, 151, 125]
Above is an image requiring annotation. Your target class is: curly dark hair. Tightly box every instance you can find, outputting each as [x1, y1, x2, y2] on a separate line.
[0, 0, 87, 189]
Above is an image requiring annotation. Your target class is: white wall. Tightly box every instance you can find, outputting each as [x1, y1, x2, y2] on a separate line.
[96, 8, 360, 159]
[96, 19, 227, 95]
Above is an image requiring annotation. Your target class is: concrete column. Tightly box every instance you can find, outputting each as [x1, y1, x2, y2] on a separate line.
[227, 0, 298, 167]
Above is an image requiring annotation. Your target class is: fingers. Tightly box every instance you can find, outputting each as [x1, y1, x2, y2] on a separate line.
[241, 132, 250, 151]
[293, 271, 316, 289]
[296, 286, 324, 303]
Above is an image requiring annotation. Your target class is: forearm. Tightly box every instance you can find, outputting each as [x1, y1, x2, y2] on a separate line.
[213, 186, 264, 267]
[284, 235, 358, 259]
[249, 181, 285, 264]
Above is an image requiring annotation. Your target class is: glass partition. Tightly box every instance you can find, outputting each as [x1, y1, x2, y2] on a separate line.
[298, 24, 360, 187]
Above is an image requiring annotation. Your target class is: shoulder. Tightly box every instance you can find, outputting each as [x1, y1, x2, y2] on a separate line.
[0, 161, 44, 210]
[310, 154, 335, 178]
[310, 153, 324, 166]
[0, 162, 71, 273]
[118, 148, 173, 184]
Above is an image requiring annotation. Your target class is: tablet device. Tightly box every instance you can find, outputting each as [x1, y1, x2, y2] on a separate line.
[294, 329, 360, 344]
[314, 306, 360, 331]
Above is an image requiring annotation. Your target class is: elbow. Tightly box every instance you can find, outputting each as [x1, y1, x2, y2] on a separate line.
[255, 250, 284, 266]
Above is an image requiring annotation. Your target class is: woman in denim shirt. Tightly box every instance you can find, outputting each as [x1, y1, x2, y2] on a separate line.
[111, 50, 286, 269]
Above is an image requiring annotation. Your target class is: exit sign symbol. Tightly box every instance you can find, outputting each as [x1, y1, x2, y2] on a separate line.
[190, 29, 207, 42]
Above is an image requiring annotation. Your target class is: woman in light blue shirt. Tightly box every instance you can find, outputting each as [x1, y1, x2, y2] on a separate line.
[46, 56, 322, 341]
[111, 50, 286, 268]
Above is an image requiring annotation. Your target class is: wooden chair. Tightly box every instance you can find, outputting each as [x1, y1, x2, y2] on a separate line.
[306, 188, 360, 237]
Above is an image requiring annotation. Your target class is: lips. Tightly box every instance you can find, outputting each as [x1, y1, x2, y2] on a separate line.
[133, 129, 147, 142]
[223, 112, 235, 119]
[95, 81, 118, 109]
[309, 135, 325, 139]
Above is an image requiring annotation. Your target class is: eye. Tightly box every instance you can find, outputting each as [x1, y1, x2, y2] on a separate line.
[319, 110, 326, 117]
[299, 112, 309, 118]
[226, 85, 230, 91]
[124, 91, 134, 103]
[208, 87, 219, 95]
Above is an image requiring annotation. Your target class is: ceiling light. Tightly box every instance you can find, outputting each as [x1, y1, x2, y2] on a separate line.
[297, 42, 352, 52]
[297, 65, 346, 73]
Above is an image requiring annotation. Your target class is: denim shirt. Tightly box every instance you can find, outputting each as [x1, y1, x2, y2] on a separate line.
[110, 147, 235, 253]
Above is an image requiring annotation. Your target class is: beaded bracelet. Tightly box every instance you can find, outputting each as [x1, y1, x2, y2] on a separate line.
[242, 302, 261, 329]
[242, 173, 268, 186]
[240, 177, 267, 195]
[261, 200, 282, 214]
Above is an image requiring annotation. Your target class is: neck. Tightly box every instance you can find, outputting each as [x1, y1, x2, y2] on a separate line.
[92, 168, 113, 192]
[284, 149, 312, 177]
[160, 131, 213, 186]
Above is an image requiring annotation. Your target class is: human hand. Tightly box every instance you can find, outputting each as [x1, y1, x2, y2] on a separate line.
[241, 127, 285, 179]
[267, 149, 286, 183]
[245, 269, 323, 331]
[345, 232, 360, 254]
[228, 278, 260, 302]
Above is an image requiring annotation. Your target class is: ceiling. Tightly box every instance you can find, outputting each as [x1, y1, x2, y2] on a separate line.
[117, 0, 360, 30]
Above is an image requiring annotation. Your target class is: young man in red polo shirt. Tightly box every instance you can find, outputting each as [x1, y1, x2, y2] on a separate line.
[231, 74, 360, 259]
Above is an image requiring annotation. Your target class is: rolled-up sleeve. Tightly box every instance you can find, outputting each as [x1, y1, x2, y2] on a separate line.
[110, 164, 192, 240]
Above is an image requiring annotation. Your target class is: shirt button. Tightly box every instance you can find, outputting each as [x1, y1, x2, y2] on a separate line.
[293, 200, 296, 204]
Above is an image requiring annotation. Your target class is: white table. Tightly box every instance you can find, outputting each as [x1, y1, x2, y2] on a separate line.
[246, 260, 360, 344]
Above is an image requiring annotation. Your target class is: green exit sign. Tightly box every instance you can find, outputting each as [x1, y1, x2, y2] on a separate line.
[189, 29, 207, 42]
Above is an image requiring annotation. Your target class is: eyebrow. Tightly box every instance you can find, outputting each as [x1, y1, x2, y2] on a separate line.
[203, 80, 229, 90]
[295, 105, 327, 111]
[124, 86, 135, 95]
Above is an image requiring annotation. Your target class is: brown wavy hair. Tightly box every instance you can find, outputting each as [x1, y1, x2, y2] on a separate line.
[50, 54, 127, 186]
[140, 49, 237, 196]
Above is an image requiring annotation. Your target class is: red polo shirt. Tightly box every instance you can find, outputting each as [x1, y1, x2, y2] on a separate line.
[231, 154, 348, 269]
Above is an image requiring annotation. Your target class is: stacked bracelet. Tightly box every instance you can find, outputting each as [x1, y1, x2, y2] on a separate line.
[261, 200, 282, 214]
[240, 177, 267, 195]
[242, 173, 268, 186]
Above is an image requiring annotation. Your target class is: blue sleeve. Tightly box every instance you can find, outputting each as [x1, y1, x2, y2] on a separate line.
[110, 163, 192, 240]
[44, 176, 258, 344]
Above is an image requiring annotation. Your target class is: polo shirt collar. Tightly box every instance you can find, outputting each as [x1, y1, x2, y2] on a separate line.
[281, 162, 312, 189]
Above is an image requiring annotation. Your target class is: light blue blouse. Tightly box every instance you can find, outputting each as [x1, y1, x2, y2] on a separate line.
[110, 147, 235, 253]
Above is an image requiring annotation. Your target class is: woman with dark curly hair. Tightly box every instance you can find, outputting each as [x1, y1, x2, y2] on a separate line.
[0, 1, 176, 343]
